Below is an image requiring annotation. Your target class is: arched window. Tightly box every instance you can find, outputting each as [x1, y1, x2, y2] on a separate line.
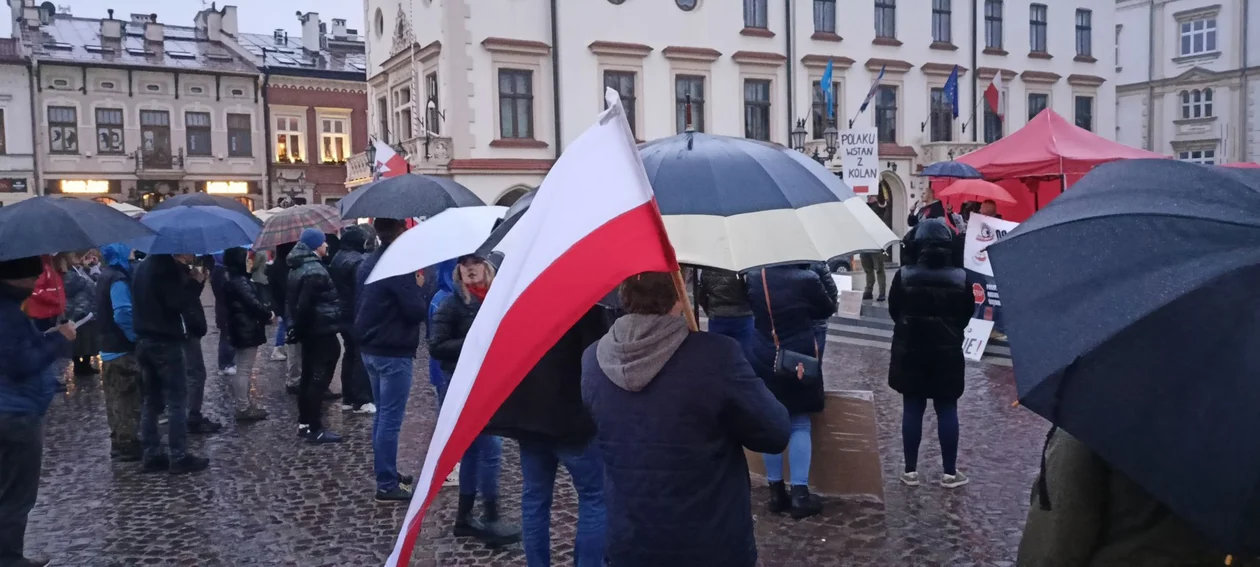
[1180, 88, 1215, 119]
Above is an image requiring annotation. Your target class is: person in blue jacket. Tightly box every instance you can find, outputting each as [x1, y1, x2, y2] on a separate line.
[96, 244, 145, 463]
[0, 255, 76, 567]
[426, 259, 459, 487]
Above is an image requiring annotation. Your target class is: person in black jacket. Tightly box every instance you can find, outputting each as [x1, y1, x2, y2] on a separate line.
[428, 255, 520, 547]
[267, 242, 297, 378]
[486, 305, 610, 566]
[182, 261, 222, 435]
[887, 219, 975, 489]
[698, 269, 756, 364]
[131, 253, 210, 475]
[222, 248, 271, 423]
[745, 265, 836, 519]
[329, 224, 374, 413]
[808, 262, 840, 357]
[286, 229, 343, 444]
[209, 253, 235, 377]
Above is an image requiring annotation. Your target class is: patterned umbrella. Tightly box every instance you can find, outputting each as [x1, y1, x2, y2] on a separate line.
[252, 204, 345, 249]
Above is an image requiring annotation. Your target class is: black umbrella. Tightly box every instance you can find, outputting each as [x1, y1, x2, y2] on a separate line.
[988, 158, 1260, 554]
[918, 160, 984, 179]
[0, 197, 155, 261]
[476, 188, 536, 258]
[152, 193, 263, 225]
[338, 174, 484, 220]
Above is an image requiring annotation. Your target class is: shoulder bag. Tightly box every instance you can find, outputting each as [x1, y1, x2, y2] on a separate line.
[761, 268, 823, 386]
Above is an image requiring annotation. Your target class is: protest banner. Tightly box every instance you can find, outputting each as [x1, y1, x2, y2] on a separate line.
[839, 128, 878, 195]
[963, 213, 1019, 334]
[962, 318, 995, 361]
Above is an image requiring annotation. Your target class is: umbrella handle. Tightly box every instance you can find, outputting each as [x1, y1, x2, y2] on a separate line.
[671, 268, 699, 332]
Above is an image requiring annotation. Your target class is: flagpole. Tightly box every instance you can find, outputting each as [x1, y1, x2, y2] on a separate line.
[671, 268, 699, 332]
[960, 94, 989, 133]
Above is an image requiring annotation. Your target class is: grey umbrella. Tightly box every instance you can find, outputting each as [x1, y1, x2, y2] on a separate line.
[0, 197, 155, 261]
[338, 174, 484, 220]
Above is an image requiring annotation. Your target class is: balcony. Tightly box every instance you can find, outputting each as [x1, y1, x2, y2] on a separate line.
[919, 141, 987, 165]
[344, 135, 453, 189]
[134, 148, 186, 179]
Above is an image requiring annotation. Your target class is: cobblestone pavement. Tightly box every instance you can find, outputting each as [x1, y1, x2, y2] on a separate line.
[24, 303, 1048, 566]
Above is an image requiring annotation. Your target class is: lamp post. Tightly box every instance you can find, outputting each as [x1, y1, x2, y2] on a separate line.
[364, 139, 378, 176]
[791, 118, 838, 165]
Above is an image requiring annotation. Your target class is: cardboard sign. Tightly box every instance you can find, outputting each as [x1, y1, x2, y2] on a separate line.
[837, 289, 864, 319]
[839, 128, 879, 195]
[963, 213, 1020, 277]
[962, 318, 995, 361]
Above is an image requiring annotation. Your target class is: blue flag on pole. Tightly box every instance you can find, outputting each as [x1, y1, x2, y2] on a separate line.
[821, 58, 834, 119]
[944, 65, 960, 118]
[858, 64, 887, 114]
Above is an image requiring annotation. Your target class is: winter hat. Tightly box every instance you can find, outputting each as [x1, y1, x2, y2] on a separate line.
[0, 256, 43, 280]
[299, 228, 326, 251]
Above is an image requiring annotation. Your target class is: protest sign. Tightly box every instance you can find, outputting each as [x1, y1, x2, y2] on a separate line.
[963, 213, 1019, 277]
[839, 128, 878, 195]
[962, 318, 995, 361]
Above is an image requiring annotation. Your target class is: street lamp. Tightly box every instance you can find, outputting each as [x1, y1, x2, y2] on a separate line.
[789, 119, 808, 153]
[364, 139, 377, 174]
[791, 118, 838, 165]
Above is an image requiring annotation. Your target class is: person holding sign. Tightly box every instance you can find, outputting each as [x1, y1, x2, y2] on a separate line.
[886, 219, 975, 489]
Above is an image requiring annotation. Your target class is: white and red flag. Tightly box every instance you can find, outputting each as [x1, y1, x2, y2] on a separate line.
[984, 73, 1005, 118]
[373, 138, 408, 179]
[385, 88, 679, 566]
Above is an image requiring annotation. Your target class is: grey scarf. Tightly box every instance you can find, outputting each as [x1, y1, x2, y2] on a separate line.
[596, 313, 689, 392]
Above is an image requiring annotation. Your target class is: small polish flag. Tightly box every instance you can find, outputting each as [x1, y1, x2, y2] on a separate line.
[984, 73, 1005, 118]
[384, 88, 680, 566]
[373, 138, 408, 179]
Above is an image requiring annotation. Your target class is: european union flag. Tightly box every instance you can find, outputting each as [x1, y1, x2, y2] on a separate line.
[821, 58, 834, 119]
[944, 65, 960, 118]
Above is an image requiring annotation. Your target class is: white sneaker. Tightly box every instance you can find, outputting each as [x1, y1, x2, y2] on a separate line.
[270, 349, 287, 361]
[223, 366, 237, 376]
[442, 463, 460, 487]
[340, 404, 354, 412]
[941, 472, 970, 489]
[900, 471, 920, 486]
[355, 403, 378, 414]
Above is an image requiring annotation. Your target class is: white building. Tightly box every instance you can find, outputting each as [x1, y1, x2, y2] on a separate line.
[1116, 0, 1259, 165]
[357, 0, 1116, 238]
[0, 37, 35, 206]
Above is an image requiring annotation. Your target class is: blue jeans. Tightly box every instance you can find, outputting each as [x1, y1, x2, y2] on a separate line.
[519, 440, 607, 567]
[216, 330, 235, 371]
[902, 397, 960, 475]
[762, 414, 812, 486]
[433, 374, 503, 499]
[136, 339, 189, 460]
[274, 317, 287, 347]
[363, 354, 414, 492]
[706, 315, 756, 363]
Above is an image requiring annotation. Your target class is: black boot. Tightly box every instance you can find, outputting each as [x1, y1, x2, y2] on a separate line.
[767, 481, 790, 514]
[453, 493, 489, 539]
[476, 499, 522, 548]
[789, 485, 823, 520]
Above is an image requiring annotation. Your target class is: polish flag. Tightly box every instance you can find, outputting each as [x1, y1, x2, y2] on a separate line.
[385, 89, 680, 566]
[373, 138, 408, 179]
[984, 73, 1005, 118]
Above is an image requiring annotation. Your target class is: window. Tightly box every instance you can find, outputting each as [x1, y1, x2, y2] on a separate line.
[1076, 9, 1092, 57]
[227, 114, 252, 157]
[376, 96, 389, 142]
[185, 112, 212, 156]
[1180, 18, 1218, 57]
[814, 0, 836, 33]
[875, 86, 898, 143]
[425, 72, 440, 136]
[675, 75, 705, 133]
[932, 0, 952, 44]
[743, 79, 771, 141]
[930, 87, 953, 142]
[320, 117, 350, 164]
[100, 81, 115, 90]
[229, 88, 245, 97]
[875, 0, 896, 39]
[984, 95, 1004, 143]
[274, 116, 303, 163]
[392, 86, 414, 141]
[139, 110, 172, 168]
[95, 108, 124, 154]
[604, 71, 637, 136]
[1075, 95, 1094, 132]
[676, 0, 696, 11]
[1028, 93, 1049, 121]
[190, 86, 204, 95]
[145, 84, 160, 92]
[48, 106, 78, 153]
[498, 69, 534, 139]
[1178, 148, 1216, 165]
[1030, 4, 1048, 53]
[985, 0, 1003, 49]
[744, 0, 767, 29]
[374, 9, 385, 37]
[811, 80, 841, 139]
[1180, 88, 1214, 119]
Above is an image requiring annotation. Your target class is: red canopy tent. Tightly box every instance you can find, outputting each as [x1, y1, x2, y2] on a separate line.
[937, 109, 1166, 221]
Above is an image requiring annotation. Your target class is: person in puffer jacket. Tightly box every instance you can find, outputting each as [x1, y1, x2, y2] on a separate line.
[222, 247, 272, 423]
[97, 244, 143, 462]
[209, 252, 235, 376]
[285, 229, 343, 444]
[698, 268, 756, 364]
[329, 224, 375, 412]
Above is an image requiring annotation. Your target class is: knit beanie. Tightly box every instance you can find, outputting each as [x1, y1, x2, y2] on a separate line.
[299, 228, 326, 251]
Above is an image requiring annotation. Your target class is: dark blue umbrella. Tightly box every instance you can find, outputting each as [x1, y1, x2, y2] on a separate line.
[152, 193, 263, 225]
[0, 196, 154, 261]
[132, 205, 260, 255]
[989, 159, 1260, 554]
[338, 174, 484, 220]
[919, 160, 983, 179]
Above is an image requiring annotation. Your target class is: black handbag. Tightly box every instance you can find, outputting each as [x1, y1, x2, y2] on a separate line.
[761, 269, 823, 385]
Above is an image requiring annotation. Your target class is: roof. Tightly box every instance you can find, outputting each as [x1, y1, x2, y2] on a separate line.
[26, 15, 258, 76]
[235, 32, 366, 80]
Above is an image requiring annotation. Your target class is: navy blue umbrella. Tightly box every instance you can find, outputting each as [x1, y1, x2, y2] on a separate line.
[0, 196, 154, 261]
[132, 205, 261, 255]
[989, 159, 1260, 554]
[152, 193, 263, 225]
[338, 174, 484, 220]
[919, 160, 983, 179]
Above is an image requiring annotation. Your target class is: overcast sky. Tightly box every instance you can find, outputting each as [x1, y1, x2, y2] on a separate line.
[6, 1, 364, 36]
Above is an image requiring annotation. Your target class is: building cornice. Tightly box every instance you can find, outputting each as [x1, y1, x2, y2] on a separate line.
[447, 158, 554, 173]
[865, 58, 913, 74]
[269, 75, 367, 93]
[731, 50, 787, 66]
[417, 40, 441, 63]
[1067, 74, 1106, 87]
[920, 63, 967, 77]
[481, 37, 551, 56]
[588, 41, 653, 58]
[1173, 4, 1221, 21]
[976, 67, 1017, 81]
[1020, 70, 1062, 84]
[800, 55, 855, 70]
[661, 46, 722, 62]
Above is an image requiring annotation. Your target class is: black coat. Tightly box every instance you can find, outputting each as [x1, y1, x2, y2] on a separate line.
[485, 306, 609, 448]
[132, 254, 200, 342]
[809, 262, 840, 321]
[887, 246, 974, 401]
[697, 269, 752, 318]
[267, 242, 295, 315]
[427, 290, 480, 377]
[329, 225, 371, 328]
[745, 266, 835, 414]
[285, 243, 342, 340]
[222, 248, 271, 349]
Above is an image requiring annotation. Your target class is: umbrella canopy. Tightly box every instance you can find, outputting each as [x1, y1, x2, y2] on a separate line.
[639, 132, 898, 271]
[0, 196, 154, 261]
[365, 206, 507, 284]
[131, 205, 261, 255]
[338, 174, 484, 220]
[109, 202, 146, 218]
[935, 178, 1017, 204]
[919, 160, 984, 179]
[253, 207, 285, 223]
[253, 204, 345, 249]
[988, 159, 1260, 554]
[152, 193, 263, 225]
[1219, 162, 1260, 169]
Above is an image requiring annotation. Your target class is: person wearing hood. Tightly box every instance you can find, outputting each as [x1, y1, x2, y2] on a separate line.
[0, 256, 74, 567]
[209, 251, 235, 377]
[582, 271, 790, 567]
[267, 241, 295, 365]
[429, 254, 520, 546]
[354, 218, 428, 502]
[887, 218, 974, 489]
[330, 225, 375, 414]
[222, 248, 272, 423]
[286, 229, 344, 444]
[96, 244, 144, 462]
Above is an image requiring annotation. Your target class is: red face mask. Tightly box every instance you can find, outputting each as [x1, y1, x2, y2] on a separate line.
[467, 283, 489, 302]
